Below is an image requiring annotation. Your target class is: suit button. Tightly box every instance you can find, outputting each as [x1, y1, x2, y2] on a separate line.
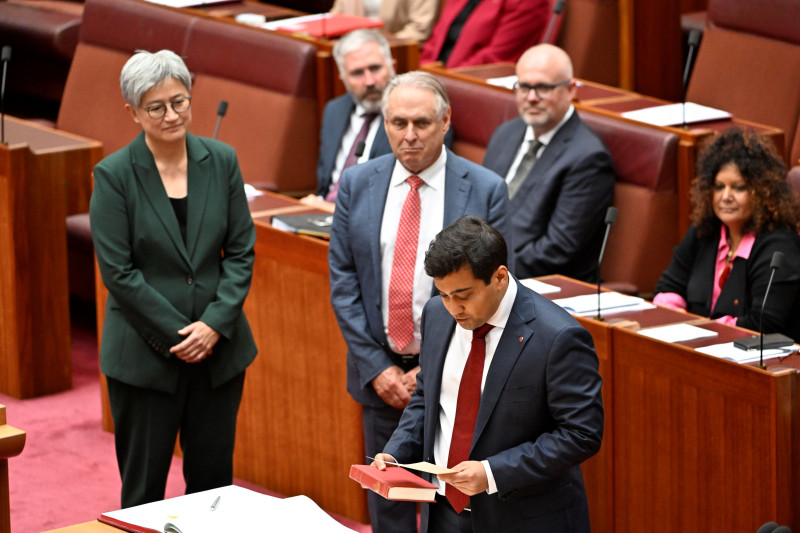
[186, 275, 194, 285]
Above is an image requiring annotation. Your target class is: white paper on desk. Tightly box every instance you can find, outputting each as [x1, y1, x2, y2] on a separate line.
[145, 0, 232, 7]
[262, 13, 327, 30]
[696, 342, 799, 363]
[553, 292, 646, 315]
[101, 485, 355, 533]
[519, 278, 561, 295]
[244, 183, 265, 199]
[621, 102, 732, 127]
[486, 75, 517, 89]
[637, 323, 718, 343]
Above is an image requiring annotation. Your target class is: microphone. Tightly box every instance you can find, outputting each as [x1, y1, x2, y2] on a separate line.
[681, 30, 701, 129]
[354, 140, 366, 159]
[759, 251, 783, 368]
[542, 0, 566, 44]
[212, 100, 228, 139]
[1, 45, 11, 145]
[757, 523, 779, 533]
[595, 206, 618, 320]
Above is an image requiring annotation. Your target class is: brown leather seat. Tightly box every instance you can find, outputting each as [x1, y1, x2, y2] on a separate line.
[686, 0, 800, 164]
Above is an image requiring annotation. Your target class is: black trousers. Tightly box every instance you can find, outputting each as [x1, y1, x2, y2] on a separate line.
[428, 492, 474, 533]
[362, 403, 418, 533]
[107, 362, 245, 508]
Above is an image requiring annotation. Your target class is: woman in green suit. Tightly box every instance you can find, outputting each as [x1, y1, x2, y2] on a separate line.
[90, 50, 257, 508]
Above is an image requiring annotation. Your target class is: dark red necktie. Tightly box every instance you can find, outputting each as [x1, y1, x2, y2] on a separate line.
[446, 323, 494, 513]
[325, 112, 378, 202]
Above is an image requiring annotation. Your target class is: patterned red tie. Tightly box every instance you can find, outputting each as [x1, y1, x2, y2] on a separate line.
[387, 176, 424, 351]
[446, 323, 494, 513]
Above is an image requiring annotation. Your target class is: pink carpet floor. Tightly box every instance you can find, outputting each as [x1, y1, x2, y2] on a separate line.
[2, 301, 371, 533]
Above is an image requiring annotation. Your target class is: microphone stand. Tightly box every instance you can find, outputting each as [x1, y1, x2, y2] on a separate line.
[681, 31, 701, 129]
[1, 46, 11, 145]
[758, 252, 783, 369]
[595, 206, 618, 321]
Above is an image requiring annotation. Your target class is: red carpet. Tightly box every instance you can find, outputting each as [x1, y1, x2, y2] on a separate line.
[1, 301, 371, 533]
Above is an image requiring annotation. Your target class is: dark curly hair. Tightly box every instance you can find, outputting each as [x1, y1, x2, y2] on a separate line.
[690, 127, 800, 237]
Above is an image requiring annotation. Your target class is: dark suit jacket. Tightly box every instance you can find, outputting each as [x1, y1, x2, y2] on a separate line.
[316, 94, 392, 197]
[654, 223, 800, 341]
[483, 113, 615, 282]
[420, 0, 549, 68]
[90, 132, 258, 394]
[329, 148, 511, 407]
[384, 279, 604, 532]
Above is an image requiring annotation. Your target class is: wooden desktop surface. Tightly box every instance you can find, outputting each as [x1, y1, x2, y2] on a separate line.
[537, 275, 799, 531]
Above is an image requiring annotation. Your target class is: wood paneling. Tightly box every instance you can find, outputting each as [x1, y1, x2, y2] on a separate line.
[0, 118, 101, 398]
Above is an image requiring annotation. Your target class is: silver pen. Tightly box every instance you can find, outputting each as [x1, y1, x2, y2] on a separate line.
[210, 496, 221, 511]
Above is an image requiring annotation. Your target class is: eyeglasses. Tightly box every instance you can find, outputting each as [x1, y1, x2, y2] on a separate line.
[142, 96, 192, 120]
[512, 80, 570, 99]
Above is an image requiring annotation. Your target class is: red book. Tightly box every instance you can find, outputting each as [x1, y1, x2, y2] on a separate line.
[276, 14, 384, 39]
[349, 464, 437, 502]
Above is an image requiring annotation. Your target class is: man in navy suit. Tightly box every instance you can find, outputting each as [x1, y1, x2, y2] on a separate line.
[329, 72, 510, 533]
[374, 215, 603, 533]
[304, 29, 394, 208]
[483, 44, 615, 282]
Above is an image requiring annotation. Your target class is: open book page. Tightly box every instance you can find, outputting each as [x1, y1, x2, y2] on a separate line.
[101, 486, 355, 533]
[621, 102, 732, 127]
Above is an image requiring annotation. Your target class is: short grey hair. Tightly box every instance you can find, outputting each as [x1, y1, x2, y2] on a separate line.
[381, 71, 450, 121]
[120, 49, 192, 107]
[333, 29, 393, 75]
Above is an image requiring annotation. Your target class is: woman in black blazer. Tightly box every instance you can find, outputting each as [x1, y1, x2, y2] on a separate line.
[654, 128, 800, 341]
[89, 50, 257, 508]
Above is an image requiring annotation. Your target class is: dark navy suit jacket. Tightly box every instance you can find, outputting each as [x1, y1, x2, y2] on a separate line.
[316, 94, 392, 197]
[384, 279, 604, 532]
[328, 149, 510, 407]
[483, 113, 615, 282]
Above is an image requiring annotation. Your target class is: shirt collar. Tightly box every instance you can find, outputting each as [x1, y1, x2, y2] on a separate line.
[718, 225, 756, 260]
[390, 148, 447, 191]
[524, 104, 575, 145]
[455, 273, 518, 334]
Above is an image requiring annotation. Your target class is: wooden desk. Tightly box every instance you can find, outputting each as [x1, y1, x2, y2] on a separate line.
[431, 63, 784, 237]
[537, 275, 799, 532]
[95, 192, 369, 524]
[0, 117, 102, 399]
[44, 521, 113, 533]
[1, 405, 26, 533]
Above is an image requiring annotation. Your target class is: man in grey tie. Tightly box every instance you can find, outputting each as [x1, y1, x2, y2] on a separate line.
[483, 44, 615, 282]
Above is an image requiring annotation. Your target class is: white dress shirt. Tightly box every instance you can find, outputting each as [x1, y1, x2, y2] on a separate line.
[380, 149, 447, 354]
[504, 105, 575, 182]
[434, 277, 518, 495]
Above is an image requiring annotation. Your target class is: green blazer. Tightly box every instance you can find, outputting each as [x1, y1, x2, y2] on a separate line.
[90, 132, 257, 394]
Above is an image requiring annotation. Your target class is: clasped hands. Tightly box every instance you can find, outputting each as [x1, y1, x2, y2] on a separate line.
[371, 365, 420, 409]
[169, 321, 220, 363]
[370, 453, 489, 496]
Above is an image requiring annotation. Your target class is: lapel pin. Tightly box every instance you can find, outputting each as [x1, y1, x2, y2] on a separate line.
[519, 337, 523, 342]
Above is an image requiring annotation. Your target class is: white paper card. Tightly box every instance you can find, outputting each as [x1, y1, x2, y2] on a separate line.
[519, 278, 561, 295]
[637, 323, 718, 343]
